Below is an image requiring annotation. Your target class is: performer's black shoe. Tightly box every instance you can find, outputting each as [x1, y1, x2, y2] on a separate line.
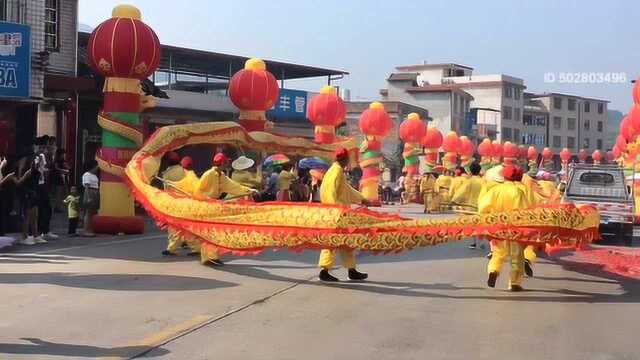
[181, 242, 189, 249]
[487, 272, 498, 288]
[319, 269, 339, 282]
[468, 242, 477, 249]
[509, 285, 524, 292]
[162, 250, 176, 256]
[348, 268, 368, 281]
[208, 259, 225, 266]
[486, 252, 493, 259]
[524, 259, 534, 277]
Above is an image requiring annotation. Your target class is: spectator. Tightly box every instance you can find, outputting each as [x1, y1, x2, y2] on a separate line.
[0, 157, 16, 240]
[81, 161, 100, 237]
[63, 186, 80, 237]
[262, 167, 279, 201]
[276, 163, 296, 201]
[35, 150, 57, 240]
[52, 148, 70, 212]
[17, 149, 44, 245]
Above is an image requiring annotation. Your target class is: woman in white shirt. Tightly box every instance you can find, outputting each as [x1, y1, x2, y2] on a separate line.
[81, 161, 100, 237]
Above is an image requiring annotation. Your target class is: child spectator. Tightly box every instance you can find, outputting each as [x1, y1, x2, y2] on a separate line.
[63, 186, 80, 236]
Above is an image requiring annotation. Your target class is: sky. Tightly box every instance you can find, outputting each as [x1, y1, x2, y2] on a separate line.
[79, 0, 638, 112]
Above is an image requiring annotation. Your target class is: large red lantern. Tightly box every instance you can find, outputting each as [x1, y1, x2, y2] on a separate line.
[88, 6, 161, 80]
[620, 116, 636, 142]
[359, 102, 392, 137]
[560, 148, 572, 162]
[399, 113, 427, 143]
[578, 148, 588, 163]
[307, 86, 346, 144]
[229, 58, 280, 132]
[629, 105, 640, 132]
[421, 125, 443, 171]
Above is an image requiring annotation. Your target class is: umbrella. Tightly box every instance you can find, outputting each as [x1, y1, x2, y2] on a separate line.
[298, 157, 329, 170]
[263, 154, 290, 168]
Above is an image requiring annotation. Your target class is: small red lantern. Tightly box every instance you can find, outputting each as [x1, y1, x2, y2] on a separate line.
[307, 86, 347, 144]
[492, 141, 503, 157]
[527, 146, 538, 161]
[478, 138, 493, 158]
[503, 141, 518, 159]
[592, 150, 602, 164]
[542, 147, 553, 160]
[229, 58, 280, 132]
[399, 113, 427, 143]
[560, 148, 572, 162]
[459, 136, 474, 157]
[578, 149, 588, 163]
[88, 6, 161, 80]
[421, 125, 443, 149]
[359, 102, 392, 138]
[442, 131, 461, 153]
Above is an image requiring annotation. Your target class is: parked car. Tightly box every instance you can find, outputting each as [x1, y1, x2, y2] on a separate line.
[563, 163, 635, 245]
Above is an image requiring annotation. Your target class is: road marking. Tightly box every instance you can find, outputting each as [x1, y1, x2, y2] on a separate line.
[16, 234, 166, 255]
[98, 275, 315, 360]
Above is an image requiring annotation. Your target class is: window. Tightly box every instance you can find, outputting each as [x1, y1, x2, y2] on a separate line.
[584, 138, 590, 148]
[0, 0, 6, 21]
[513, 128, 520, 143]
[568, 99, 576, 111]
[553, 97, 562, 110]
[502, 127, 512, 141]
[553, 116, 562, 129]
[553, 135, 562, 148]
[584, 101, 591, 113]
[597, 139, 603, 149]
[580, 172, 614, 186]
[567, 118, 576, 130]
[514, 88, 521, 100]
[523, 114, 533, 126]
[502, 106, 512, 120]
[45, 0, 59, 50]
[514, 108, 521, 122]
[567, 136, 575, 149]
[453, 94, 458, 114]
[584, 120, 590, 131]
[598, 103, 604, 114]
[503, 86, 513, 98]
[536, 115, 546, 126]
[598, 121, 603, 132]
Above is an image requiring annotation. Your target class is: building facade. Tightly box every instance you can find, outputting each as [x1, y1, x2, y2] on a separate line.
[527, 93, 608, 153]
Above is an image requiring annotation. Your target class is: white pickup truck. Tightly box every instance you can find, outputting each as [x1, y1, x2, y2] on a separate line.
[563, 163, 635, 245]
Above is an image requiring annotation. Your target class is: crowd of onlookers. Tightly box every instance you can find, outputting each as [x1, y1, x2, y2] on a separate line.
[0, 135, 101, 247]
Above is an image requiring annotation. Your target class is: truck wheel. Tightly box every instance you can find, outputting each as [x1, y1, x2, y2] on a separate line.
[622, 223, 634, 246]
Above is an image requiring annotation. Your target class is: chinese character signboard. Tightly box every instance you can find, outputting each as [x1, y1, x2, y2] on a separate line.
[268, 88, 308, 120]
[0, 22, 31, 98]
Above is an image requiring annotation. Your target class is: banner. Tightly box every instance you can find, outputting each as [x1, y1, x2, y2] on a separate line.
[0, 21, 31, 98]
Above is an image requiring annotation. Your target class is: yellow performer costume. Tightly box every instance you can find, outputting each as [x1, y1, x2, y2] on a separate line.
[231, 170, 262, 189]
[318, 148, 368, 282]
[479, 166, 532, 291]
[434, 174, 453, 212]
[420, 174, 437, 213]
[195, 154, 253, 265]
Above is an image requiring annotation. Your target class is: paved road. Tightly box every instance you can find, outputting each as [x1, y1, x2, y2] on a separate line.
[0, 205, 639, 360]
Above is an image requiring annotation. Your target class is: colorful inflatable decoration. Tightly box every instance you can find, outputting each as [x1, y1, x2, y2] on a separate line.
[577, 148, 588, 164]
[491, 140, 503, 166]
[399, 113, 427, 176]
[87, 4, 161, 233]
[229, 58, 279, 132]
[541, 147, 554, 172]
[125, 122, 600, 256]
[307, 86, 346, 144]
[459, 136, 474, 171]
[502, 141, 518, 166]
[442, 131, 461, 170]
[527, 146, 538, 175]
[421, 124, 443, 171]
[358, 102, 392, 204]
[478, 138, 493, 171]
[560, 148, 572, 175]
[518, 145, 528, 168]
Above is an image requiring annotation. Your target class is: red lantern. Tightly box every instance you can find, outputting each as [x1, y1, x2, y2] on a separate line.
[518, 145, 527, 160]
[620, 116, 636, 142]
[359, 102, 392, 137]
[491, 141, 503, 160]
[478, 138, 492, 157]
[542, 147, 553, 160]
[606, 151, 615, 162]
[527, 146, 538, 161]
[459, 136, 474, 157]
[307, 86, 346, 144]
[560, 148, 572, 162]
[612, 145, 622, 158]
[629, 105, 640, 132]
[592, 150, 602, 163]
[399, 113, 427, 143]
[229, 58, 280, 132]
[634, 78, 640, 105]
[442, 131, 461, 153]
[88, 6, 161, 80]
[421, 125, 443, 149]
[616, 135, 627, 152]
[578, 149, 588, 163]
[503, 141, 518, 159]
